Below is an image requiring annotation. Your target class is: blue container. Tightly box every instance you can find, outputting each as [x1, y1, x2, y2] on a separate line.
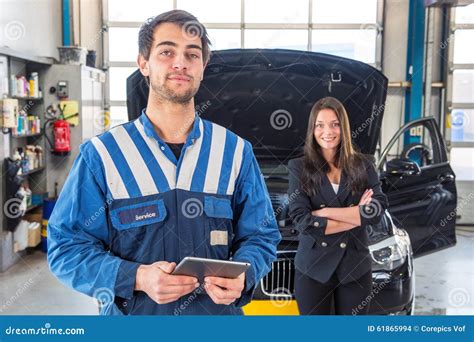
[41, 198, 57, 253]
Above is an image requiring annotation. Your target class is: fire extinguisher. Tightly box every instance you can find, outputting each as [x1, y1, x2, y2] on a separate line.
[52, 119, 71, 155]
[44, 104, 77, 156]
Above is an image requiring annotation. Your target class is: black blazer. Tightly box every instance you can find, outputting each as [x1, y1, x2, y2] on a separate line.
[287, 157, 388, 284]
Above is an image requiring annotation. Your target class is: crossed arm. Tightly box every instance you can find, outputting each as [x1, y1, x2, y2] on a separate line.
[312, 189, 373, 235]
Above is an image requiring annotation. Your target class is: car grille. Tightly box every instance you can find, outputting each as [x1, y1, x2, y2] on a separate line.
[269, 193, 289, 226]
[260, 251, 296, 298]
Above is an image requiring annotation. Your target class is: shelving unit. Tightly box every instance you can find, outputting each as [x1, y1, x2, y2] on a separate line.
[10, 96, 43, 101]
[12, 133, 43, 138]
[1, 48, 106, 272]
[0, 49, 52, 271]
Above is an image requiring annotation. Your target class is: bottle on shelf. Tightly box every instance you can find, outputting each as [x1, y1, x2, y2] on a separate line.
[31, 72, 39, 98]
[12, 111, 41, 136]
[17, 186, 27, 213]
[20, 151, 29, 173]
[9, 72, 40, 98]
[14, 145, 43, 174]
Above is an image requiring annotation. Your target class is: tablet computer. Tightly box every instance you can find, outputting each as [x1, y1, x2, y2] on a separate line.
[172, 257, 250, 281]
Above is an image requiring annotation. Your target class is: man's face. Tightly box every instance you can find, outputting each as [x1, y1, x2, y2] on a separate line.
[139, 22, 205, 105]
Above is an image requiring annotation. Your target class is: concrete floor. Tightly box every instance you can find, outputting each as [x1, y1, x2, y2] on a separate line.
[0, 227, 473, 315]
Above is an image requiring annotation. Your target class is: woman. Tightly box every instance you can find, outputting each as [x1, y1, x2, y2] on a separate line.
[288, 96, 387, 315]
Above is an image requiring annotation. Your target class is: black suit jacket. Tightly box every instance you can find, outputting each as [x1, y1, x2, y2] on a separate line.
[287, 157, 388, 284]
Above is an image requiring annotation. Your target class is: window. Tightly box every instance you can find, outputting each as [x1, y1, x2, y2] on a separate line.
[453, 29, 474, 64]
[245, 0, 309, 24]
[449, 4, 474, 181]
[108, 27, 139, 62]
[105, 0, 382, 125]
[108, 0, 173, 22]
[452, 70, 474, 104]
[177, 0, 241, 23]
[244, 30, 308, 50]
[109, 67, 136, 102]
[311, 29, 376, 63]
[207, 29, 241, 50]
[312, 0, 377, 23]
[382, 124, 436, 169]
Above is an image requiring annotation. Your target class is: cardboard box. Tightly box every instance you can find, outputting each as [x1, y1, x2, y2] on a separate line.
[27, 223, 41, 247]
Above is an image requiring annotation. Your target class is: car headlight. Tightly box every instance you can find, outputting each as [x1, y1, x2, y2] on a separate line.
[369, 231, 411, 271]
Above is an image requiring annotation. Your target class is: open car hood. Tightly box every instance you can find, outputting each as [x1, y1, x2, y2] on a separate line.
[127, 49, 388, 158]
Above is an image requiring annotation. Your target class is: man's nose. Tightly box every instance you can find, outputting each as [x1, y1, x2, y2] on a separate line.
[172, 53, 189, 71]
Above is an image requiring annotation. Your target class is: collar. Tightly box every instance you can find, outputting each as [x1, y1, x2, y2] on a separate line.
[139, 109, 202, 146]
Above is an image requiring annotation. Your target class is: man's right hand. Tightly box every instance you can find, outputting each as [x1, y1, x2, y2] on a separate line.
[135, 261, 199, 304]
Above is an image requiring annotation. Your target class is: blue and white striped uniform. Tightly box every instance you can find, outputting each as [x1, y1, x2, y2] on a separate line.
[47, 110, 281, 315]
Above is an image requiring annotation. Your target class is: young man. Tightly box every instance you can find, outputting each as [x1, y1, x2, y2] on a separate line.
[47, 10, 281, 315]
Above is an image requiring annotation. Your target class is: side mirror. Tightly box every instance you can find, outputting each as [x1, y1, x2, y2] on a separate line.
[385, 158, 421, 176]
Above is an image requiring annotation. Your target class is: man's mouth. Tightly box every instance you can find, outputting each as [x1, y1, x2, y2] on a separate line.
[167, 75, 192, 82]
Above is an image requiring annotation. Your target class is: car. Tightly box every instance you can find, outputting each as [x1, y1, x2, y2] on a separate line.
[126, 48, 458, 315]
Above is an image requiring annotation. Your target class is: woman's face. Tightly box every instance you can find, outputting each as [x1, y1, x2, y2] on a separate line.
[314, 108, 341, 150]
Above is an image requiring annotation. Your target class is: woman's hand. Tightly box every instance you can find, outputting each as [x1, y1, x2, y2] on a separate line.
[312, 208, 327, 217]
[358, 189, 373, 206]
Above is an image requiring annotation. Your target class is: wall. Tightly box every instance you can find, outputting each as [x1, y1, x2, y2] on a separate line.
[0, 0, 62, 60]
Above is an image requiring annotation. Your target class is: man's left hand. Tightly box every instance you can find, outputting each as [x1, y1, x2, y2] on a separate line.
[204, 272, 245, 305]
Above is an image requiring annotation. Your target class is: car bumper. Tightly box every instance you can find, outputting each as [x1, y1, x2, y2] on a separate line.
[243, 249, 413, 315]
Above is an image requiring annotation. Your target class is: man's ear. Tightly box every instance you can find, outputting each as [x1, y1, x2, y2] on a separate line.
[137, 54, 150, 77]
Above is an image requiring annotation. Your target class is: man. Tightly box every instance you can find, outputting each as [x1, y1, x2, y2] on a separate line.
[47, 10, 281, 315]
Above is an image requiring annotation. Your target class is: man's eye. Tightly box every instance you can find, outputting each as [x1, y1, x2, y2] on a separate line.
[161, 50, 172, 56]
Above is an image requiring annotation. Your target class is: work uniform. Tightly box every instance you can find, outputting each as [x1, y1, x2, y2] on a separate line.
[47, 111, 281, 315]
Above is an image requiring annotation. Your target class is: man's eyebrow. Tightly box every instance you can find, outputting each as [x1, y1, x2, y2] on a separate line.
[155, 41, 202, 51]
[155, 41, 178, 48]
[186, 44, 202, 51]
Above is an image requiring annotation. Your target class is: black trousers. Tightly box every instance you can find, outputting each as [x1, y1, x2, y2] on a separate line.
[294, 268, 372, 315]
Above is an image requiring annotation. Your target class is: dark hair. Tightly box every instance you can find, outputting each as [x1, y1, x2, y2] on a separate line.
[300, 97, 368, 196]
[138, 10, 212, 64]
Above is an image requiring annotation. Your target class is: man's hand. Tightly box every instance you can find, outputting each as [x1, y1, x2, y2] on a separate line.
[204, 272, 245, 305]
[135, 261, 199, 305]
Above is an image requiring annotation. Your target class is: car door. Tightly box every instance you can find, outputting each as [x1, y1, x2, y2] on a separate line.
[376, 117, 457, 257]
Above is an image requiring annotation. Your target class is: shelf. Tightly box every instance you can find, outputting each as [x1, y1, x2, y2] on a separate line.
[21, 167, 45, 176]
[0, 46, 54, 65]
[12, 133, 42, 138]
[10, 96, 43, 101]
[25, 204, 42, 213]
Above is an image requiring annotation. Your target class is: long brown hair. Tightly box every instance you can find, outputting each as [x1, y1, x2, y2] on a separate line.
[300, 97, 368, 196]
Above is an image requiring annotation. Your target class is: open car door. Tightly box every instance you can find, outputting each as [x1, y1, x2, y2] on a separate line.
[377, 117, 457, 257]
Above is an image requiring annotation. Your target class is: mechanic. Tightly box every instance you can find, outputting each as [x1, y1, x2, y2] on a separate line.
[48, 9, 281, 315]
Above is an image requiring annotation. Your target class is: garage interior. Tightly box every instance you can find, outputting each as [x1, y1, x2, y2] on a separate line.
[0, 0, 473, 316]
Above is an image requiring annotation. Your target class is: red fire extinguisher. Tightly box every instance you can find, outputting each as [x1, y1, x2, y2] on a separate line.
[53, 119, 71, 155]
[45, 104, 77, 156]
